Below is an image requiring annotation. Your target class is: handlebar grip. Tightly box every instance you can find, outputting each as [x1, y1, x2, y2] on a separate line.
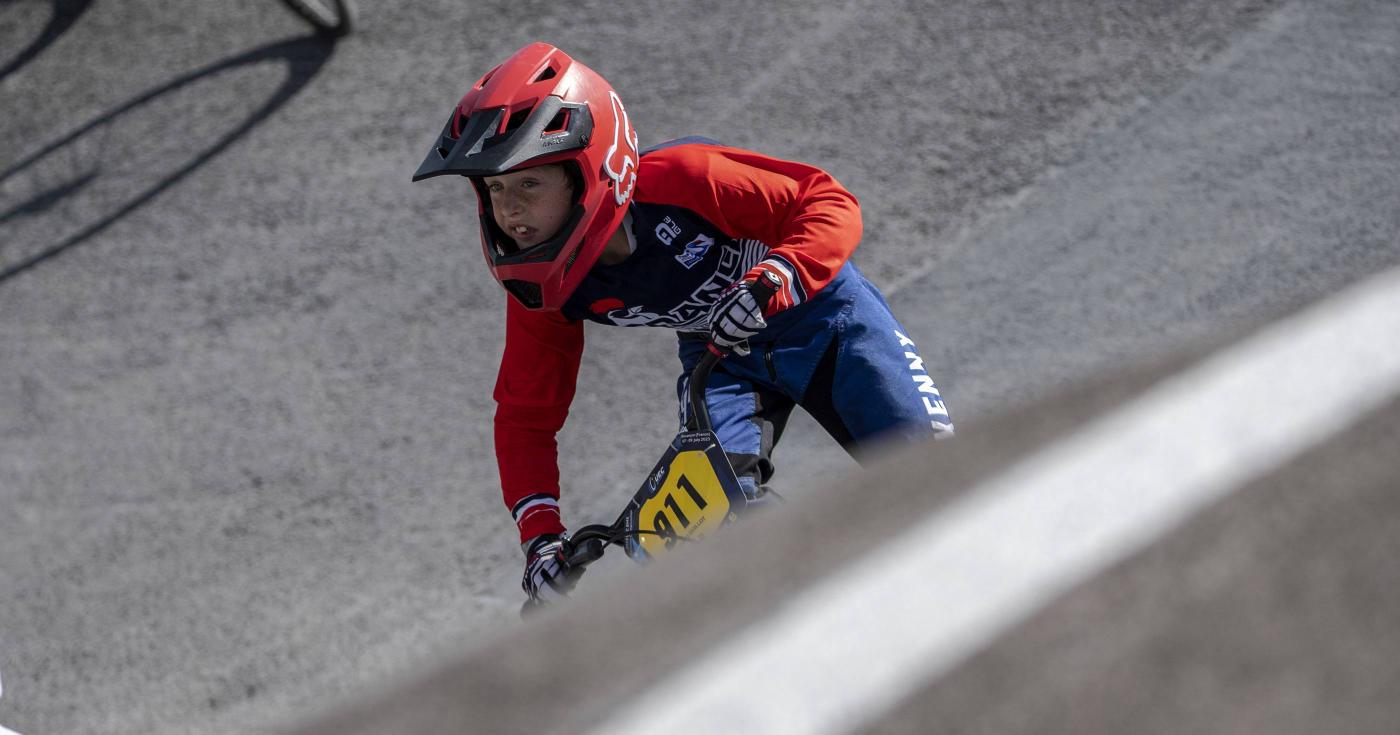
[564, 537, 606, 568]
[699, 270, 784, 360]
[748, 269, 783, 307]
[519, 533, 609, 619]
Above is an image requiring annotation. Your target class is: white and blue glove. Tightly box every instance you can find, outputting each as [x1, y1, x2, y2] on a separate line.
[522, 533, 583, 606]
[708, 281, 768, 355]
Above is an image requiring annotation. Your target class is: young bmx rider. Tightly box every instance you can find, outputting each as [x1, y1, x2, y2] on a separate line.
[413, 42, 953, 606]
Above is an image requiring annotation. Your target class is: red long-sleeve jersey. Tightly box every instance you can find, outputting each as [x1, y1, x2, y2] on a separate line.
[495, 140, 862, 542]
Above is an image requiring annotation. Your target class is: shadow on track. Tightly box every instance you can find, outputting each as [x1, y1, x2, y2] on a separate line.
[0, 0, 96, 84]
[0, 34, 338, 285]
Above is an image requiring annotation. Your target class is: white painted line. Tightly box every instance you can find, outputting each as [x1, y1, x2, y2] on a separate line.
[588, 265, 1400, 735]
[0, 665, 16, 735]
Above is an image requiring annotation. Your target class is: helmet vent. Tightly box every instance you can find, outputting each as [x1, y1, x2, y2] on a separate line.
[561, 241, 581, 276]
[504, 107, 531, 134]
[533, 65, 558, 83]
[544, 109, 569, 134]
[477, 65, 499, 89]
[503, 279, 543, 309]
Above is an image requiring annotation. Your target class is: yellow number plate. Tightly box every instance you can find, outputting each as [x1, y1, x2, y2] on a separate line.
[635, 449, 734, 558]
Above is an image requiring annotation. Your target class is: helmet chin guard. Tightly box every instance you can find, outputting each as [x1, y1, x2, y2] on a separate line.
[412, 43, 639, 311]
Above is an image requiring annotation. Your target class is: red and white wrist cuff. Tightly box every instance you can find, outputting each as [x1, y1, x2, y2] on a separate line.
[511, 493, 564, 543]
[746, 256, 804, 316]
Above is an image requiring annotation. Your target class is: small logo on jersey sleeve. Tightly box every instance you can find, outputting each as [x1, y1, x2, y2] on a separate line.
[674, 234, 715, 270]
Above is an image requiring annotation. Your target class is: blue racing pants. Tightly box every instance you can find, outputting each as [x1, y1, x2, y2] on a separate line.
[676, 262, 953, 499]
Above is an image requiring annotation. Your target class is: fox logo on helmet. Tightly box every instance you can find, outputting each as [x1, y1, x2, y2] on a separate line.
[603, 91, 639, 206]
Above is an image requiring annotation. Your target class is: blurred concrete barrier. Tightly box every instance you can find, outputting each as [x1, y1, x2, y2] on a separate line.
[286, 266, 1400, 735]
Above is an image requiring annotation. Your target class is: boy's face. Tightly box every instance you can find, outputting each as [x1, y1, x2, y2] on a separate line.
[483, 164, 575, 250]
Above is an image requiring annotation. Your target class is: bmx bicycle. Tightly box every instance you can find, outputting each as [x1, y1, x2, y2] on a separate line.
[521, 273, 782, 616]
[278, 0, 357, 38]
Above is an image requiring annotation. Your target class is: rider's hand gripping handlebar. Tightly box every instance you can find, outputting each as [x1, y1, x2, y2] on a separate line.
[689, 270, 783, 432]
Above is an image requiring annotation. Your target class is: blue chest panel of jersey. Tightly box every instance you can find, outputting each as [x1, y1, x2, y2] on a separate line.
[560, 200, 771, 331]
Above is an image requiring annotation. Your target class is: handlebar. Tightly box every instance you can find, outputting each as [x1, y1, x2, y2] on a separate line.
[518, 523, 659, 618]
[522, 272, 781, 618]
[560, 523, 621, 567]
[687, 271, 782, 432]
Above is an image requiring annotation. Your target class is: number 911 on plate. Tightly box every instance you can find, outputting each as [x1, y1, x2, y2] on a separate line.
[622, 430, 748, 562]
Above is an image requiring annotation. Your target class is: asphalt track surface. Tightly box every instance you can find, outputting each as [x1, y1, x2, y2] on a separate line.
[1, 0, 1398, 733]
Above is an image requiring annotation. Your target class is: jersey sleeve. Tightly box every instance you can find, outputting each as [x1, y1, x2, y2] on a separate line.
[637, 144, 863, 314]
[493, 296, 585, 544]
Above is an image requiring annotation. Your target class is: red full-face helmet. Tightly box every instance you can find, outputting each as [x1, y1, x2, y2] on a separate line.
[413, 42, 639, 311]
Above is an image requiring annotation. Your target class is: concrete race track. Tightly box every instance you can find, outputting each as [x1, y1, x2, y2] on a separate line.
[2, 0, 1398, 733]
